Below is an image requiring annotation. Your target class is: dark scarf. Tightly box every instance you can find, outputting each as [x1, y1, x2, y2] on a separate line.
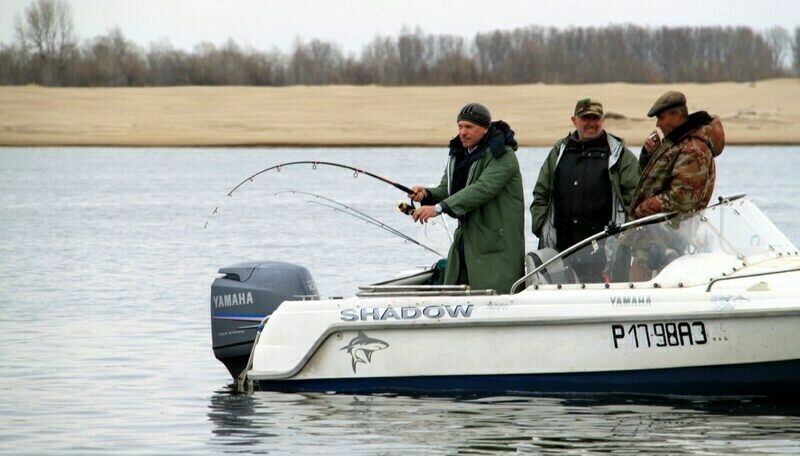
[447, 121, 517, 195]
[665, 111, 713, 143]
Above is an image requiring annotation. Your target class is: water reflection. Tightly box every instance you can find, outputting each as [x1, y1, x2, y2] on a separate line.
[207, 389, 800, 454]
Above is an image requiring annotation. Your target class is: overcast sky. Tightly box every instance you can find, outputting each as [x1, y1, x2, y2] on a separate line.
[1, 0, 798, 53]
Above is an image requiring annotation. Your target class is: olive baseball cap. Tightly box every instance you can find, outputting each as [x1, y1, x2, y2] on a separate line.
[574, 98, 604, 118]
[647, 91, 687, 117]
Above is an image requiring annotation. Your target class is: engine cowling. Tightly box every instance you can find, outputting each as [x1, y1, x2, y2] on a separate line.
[210, 260, 318, 379]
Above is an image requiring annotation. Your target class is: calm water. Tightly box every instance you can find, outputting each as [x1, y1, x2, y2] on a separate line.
[1, 146, 800, 454]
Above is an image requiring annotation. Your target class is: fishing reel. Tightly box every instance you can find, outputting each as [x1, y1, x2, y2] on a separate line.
[397, 201, 416, 216]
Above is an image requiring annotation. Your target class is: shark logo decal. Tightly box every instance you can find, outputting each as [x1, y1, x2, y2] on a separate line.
[710, 294, 750, 311]
[340, 331, 389, 373]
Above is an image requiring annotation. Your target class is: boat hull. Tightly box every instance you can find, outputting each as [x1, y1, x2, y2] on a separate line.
[253, 357, 800, 397]
[237, 199, 800, 398]
[247, 302, 800, 397]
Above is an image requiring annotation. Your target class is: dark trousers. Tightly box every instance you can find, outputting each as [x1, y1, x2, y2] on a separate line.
[455, 236, 469, 285]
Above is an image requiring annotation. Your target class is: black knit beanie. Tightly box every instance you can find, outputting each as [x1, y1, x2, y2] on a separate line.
[457, 103, 491, 128]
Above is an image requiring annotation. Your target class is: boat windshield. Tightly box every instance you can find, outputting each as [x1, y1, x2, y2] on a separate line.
[524, 198, 797, 288]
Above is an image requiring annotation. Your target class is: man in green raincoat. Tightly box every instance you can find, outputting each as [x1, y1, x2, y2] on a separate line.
[409, 103, 525, 294]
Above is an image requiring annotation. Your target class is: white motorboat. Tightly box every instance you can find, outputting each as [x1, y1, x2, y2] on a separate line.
[211, 195, 800, 397]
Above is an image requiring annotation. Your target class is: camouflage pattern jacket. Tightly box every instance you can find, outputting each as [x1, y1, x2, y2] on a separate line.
[630, 112, 725, 219]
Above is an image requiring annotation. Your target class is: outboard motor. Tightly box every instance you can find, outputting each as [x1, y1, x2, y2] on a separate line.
[211, 260, 318, 379]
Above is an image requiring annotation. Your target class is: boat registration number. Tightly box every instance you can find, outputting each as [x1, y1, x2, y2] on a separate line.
[611, 321, 708, 349]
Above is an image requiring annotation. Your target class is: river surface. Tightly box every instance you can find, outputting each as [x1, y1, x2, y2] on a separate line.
[1, 146, 800, 454]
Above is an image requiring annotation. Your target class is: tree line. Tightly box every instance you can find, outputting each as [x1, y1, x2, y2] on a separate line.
[2, 0, 799, 87]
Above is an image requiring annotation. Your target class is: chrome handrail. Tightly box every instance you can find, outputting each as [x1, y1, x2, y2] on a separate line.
[510, 211, 676, 294]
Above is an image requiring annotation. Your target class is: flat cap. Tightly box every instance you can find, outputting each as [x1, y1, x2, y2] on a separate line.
[574, 98, 604, 118]
[647, 91, 687, 117]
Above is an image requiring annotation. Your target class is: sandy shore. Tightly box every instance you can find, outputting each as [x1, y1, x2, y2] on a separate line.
[1, 79, 798, 147]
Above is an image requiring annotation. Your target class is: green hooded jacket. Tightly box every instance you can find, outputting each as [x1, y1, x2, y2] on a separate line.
[424, 121, 525, 294]
[530, 131, 640, 249]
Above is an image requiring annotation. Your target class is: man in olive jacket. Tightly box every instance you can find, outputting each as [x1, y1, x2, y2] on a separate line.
[409, 103, 525, 294]
[530, 98, 639, 281]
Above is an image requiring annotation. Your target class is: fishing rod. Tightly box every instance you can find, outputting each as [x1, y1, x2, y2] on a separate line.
[229, 161, 413, 195]
[276, 191, 443, 257]
[205, 161, 415, 228]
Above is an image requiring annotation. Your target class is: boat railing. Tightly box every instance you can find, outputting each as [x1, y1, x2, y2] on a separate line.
[510, 210, 675, 294]
[357, 284, 496, 298]
[706, 266, 800, 291]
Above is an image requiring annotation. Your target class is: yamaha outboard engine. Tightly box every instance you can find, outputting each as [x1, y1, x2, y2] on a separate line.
[211, 260, 318, 379]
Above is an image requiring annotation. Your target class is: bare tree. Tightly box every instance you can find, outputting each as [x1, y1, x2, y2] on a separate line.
[397, 27, 428, 84]
[361, 36, 400, 84]
[765, 26, 791, 70]
[14, 0, 76, 84]
[288, 39, 344, 85]
[1, 10, 795, 87]
[426, 35, 475, 84]
[474, 30, 511, 83]
[81, 27, 146, 86]
[147, 39, 190, 85]
[0, 44, 28, 84]
[795, 27, 800, 76]
[242, 47, 287, 86]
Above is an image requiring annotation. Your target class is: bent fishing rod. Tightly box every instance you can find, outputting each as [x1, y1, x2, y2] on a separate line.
[276, 190, 443, 257]
[205, 161, 415, 228]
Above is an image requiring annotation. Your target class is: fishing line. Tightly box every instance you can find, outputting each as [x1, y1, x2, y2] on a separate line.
[308, 201, 443, 257]
[204, 161, 415, 228]
[278, 190, 450, 255]
[275, 191, 408, 239]
[276, 190, 443, 257]
[397, 201, 453, 247]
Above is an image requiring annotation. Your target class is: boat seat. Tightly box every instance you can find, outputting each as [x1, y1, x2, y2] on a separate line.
[525, 248, 578, 286]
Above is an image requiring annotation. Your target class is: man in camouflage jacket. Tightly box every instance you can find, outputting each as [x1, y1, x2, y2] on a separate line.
[630, 91, 726, 219]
